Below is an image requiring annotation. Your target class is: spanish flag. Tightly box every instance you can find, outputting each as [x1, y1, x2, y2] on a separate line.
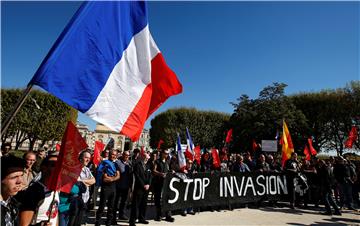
[280, 120, 294, 166]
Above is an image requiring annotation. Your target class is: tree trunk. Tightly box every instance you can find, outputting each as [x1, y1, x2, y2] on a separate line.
[28, 137, 37, 151]
[15, 130, 27, 150]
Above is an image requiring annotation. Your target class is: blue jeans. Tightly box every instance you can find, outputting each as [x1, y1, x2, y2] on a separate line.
[59, 212, 69, 226]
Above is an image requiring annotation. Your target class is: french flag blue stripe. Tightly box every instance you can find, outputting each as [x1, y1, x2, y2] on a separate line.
[30, 1, 148, 112]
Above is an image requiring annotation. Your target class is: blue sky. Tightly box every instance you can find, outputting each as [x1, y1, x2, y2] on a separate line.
[2, 1, 359, 131]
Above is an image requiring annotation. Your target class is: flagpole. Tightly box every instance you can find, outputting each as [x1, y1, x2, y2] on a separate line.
[1, 84, 33, 134]
[47, 191, 57, 222]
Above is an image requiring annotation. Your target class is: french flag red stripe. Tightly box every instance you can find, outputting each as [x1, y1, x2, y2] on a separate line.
[121, 53, 182, 141]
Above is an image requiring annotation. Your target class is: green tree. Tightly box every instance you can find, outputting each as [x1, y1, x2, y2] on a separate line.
[292, 81, 360, 155]
[149, 107, 230, 149]
[1, 88, 78, 150]
[229, 82, 308, 153]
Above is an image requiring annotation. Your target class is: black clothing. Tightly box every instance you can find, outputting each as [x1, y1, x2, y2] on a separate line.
[284, 159, 299, 206]
[256, 162, 271, 172]
[319, 164, 340, 214]
[153, 159, 172, 219]
[95, 162, 120, 226]
[129, 160, 152, 225]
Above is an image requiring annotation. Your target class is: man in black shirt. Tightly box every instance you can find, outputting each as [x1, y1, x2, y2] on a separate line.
[129, 153, 152, 226]
[284, 152, 299, 209]
[152, 149, 174, 222]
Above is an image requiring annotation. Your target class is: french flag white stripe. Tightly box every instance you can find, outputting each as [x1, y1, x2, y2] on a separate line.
[86, 25, 160, 132]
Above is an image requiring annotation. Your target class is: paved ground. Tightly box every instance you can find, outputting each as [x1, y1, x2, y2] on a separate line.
[86, 204, 360, 226]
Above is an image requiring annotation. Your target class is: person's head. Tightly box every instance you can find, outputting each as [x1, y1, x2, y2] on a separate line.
[267, 154, 274, 163]
[37, 147, 46, 159]
[40, 152, 58, 181]
[329, 156, 335, 164]
[1, 156, 24, 200]
[318, 159, 326, 168]
[141, 153, 150, 164]
[23, 151, 36, 169]
[116, 149, 122, 158]
[151, 151, 159, 160]
[259, 154, 265, 163]
[133, 148, 140, 160]
[236, 154, 243, 163]
[161, 149, 169, 160]
[79, 150, 92, 166]
[102, 149, 110, 158]
[186, 159, 193, 169]
[291, 152, 298, 160]
[202, 152, 210, 160]
[1, 142, 11, 156]
[121, 150, 130, 162]
[108, 149, 118, 161]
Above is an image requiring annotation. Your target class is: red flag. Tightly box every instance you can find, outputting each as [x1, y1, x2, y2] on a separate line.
[47, 121, 88, 193]
[345, 126, 358, 148]
[194, 145, 201, 165]
[308, 138, 317, 156]
[211, 148, 221, 168]
[93, 141, 105, 167]
[157, 139, 164, 149]
[225, 129, 233, 144]
[184, 149, 194, 161]
[303, 145, 311, 161]
[252, 139, 258, 152]
[55, 143, 61, 152]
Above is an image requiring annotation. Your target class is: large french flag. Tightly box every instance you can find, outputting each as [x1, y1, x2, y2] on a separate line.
[30, 1, 182, 141]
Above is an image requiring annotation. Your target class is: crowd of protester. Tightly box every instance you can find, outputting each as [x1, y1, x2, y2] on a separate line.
[1, 142, 359, 226]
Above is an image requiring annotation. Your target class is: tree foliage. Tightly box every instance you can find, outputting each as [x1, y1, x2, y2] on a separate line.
[229, 82, 308, 153]
[149, 108, 230, 149]
[1, 88, 78, 150]
[291, 81, 360, 155]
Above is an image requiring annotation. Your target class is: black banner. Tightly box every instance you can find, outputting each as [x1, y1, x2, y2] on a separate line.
[161, 172, 289, 212]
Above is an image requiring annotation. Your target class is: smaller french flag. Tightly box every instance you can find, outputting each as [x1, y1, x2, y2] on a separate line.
[185, 127, 195, 160]
[176, 133, 186, 170]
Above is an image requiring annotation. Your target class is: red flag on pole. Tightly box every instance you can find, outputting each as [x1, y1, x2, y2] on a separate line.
[211, 148, 221, 168]
[345, 126, 358, 149]
[157, 139, 164, 149]
[47, 121, 88, 193]
[93, 141, 105, 167]
[308, 138, 317, 156]
[252, 139, 258, 152]
[225, 129, 233, 144]
[194, 145, 201, 165]
[303, 145, 311, 161]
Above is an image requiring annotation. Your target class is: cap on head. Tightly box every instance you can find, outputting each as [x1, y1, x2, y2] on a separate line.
[1, 155, 24, 181]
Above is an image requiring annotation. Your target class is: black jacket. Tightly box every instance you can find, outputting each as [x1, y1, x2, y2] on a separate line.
[133, 159, 152, 190]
